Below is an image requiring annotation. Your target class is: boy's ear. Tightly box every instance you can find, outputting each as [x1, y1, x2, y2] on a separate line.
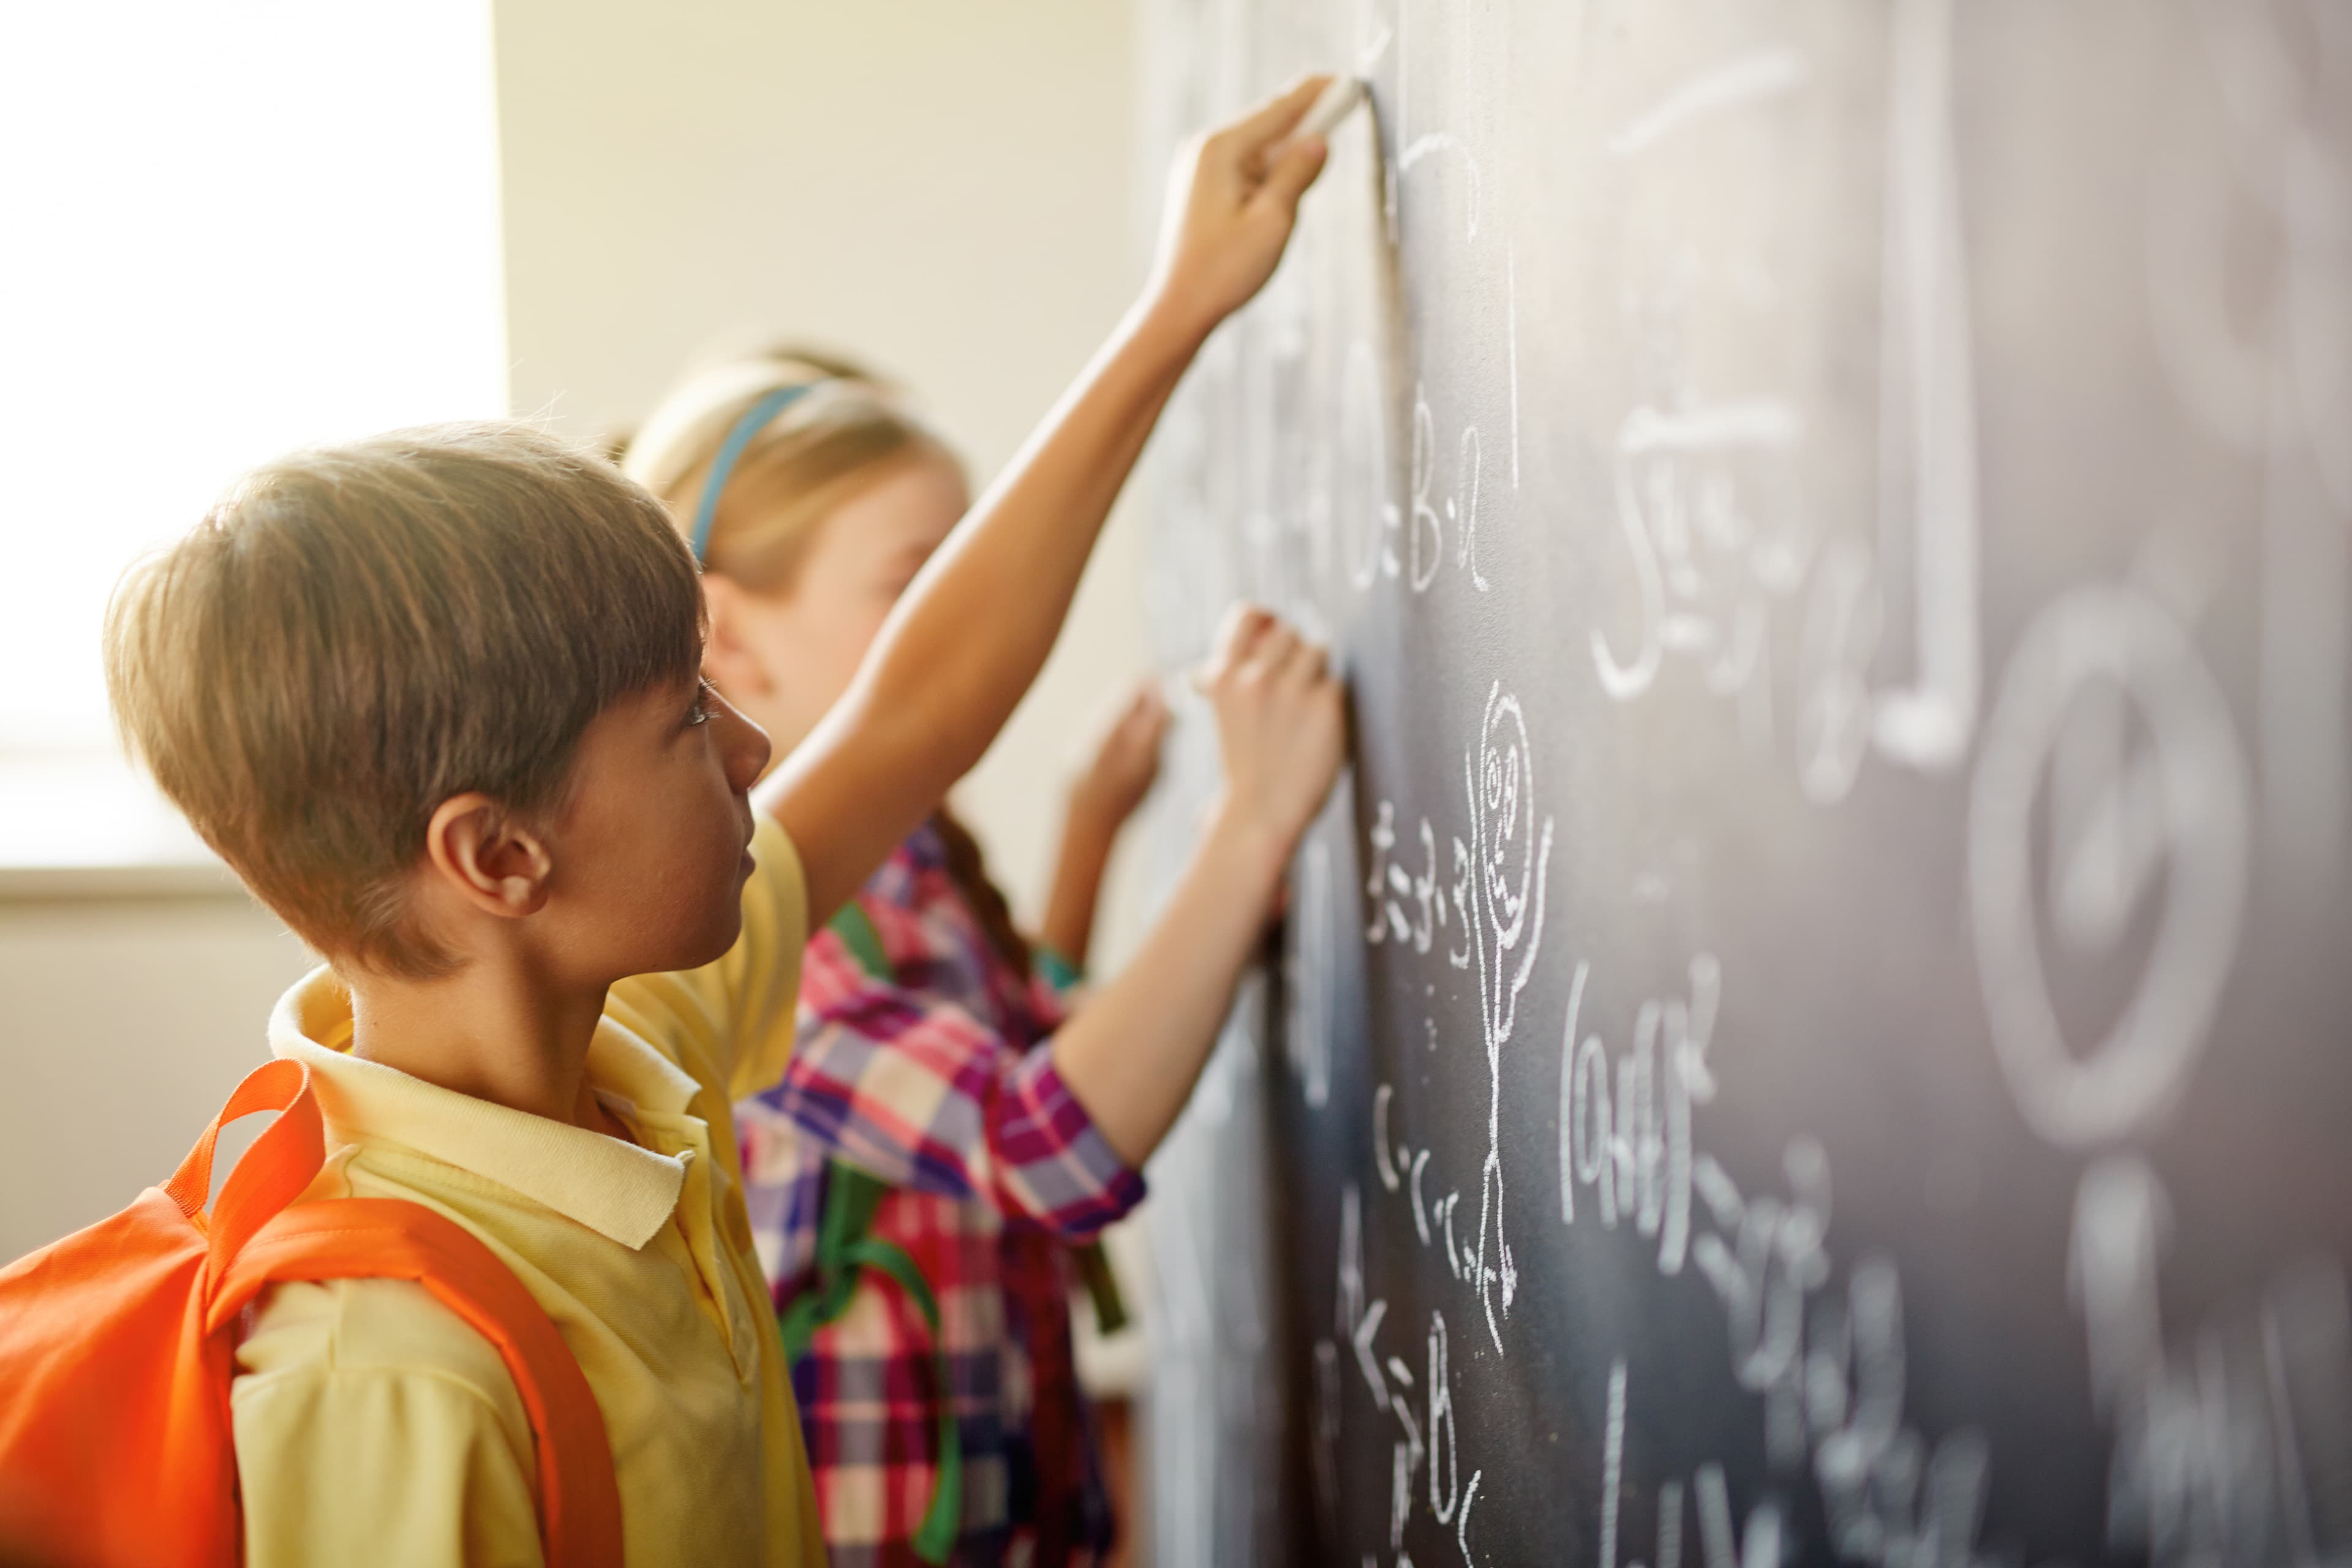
[699, 574, 774, 698]
[423, 791, 554, 919]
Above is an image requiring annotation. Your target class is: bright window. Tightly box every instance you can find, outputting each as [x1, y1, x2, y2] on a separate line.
[0, 2, 507, 861]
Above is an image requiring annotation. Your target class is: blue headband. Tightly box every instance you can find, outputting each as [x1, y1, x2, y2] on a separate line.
[689, 382, 820, 561]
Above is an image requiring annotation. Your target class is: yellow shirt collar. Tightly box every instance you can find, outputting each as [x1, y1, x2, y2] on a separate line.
[268, 965, 706, 1250]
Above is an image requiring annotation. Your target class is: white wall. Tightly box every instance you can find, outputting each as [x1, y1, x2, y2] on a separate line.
[0, 0, 1158, 1262]
[0, 889, 314, 1261]
[492, 0, 1157, 938]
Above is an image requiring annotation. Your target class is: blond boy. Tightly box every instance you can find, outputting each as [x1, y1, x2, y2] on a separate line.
[103, 81, 1345, 1564]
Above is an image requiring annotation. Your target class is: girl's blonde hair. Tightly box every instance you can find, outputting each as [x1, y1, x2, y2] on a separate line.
[628, 349, 1039, 979]
[622, 347, 957, 594]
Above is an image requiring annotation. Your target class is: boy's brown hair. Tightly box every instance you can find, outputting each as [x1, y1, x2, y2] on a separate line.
[104, 424, 704, 978]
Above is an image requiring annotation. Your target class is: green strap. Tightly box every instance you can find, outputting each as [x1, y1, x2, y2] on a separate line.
[831, 905, 1129, 1333]
[778, 1163, 962, 1563]
[829, 902, 892, 984]
[783, 906, 960, 1561]
[1074, 1240, 1128, 1335]
[1033, 943, 1084, 997]
[783, 902, 1130, 1561]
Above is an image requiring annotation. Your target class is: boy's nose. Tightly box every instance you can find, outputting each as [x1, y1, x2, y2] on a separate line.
[728, 709, 774, 791]
[712, 698, 771, 790]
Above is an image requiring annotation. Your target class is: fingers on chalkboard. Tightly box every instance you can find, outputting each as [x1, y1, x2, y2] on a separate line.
[1205, 601, 1278, 674]
[1273, 634, 1329, 690]
[1237, 616, 1302, 685]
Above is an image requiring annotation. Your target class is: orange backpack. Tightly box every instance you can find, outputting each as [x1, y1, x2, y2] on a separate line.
[0, 1058, 623, 1568]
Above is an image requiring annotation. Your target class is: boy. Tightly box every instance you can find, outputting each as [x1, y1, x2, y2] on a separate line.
[101, 80, 1343, 1564]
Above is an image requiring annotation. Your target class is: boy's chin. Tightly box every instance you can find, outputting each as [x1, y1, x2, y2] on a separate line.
[639, 905, 745, 976]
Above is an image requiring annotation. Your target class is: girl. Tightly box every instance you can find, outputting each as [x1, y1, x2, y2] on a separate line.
[625, 352, 1260, 1566]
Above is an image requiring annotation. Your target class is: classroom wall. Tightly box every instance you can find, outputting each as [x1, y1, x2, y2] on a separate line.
[0, 891, 312, 1263]
[0, 0, 1153, 1263]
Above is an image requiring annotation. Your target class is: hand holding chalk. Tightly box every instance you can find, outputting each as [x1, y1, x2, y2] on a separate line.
[1274, 75, 1367, 159]
[1144, 76, 1344, 338]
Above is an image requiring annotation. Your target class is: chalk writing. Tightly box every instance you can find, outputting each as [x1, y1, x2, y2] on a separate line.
[1869, 0, 1981, 775]
[1968, 582, 2250, 1150]
[1559, 954, 1721, 1277]
[2070, 1156, 2352, 1564]
[1607, 48, 1807, 159]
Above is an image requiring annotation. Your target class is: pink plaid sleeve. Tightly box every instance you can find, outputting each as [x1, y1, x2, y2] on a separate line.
[770, 922, 1145, 1238]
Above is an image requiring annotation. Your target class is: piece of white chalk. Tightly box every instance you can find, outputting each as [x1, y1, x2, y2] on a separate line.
[1284, 75, 1367, 150]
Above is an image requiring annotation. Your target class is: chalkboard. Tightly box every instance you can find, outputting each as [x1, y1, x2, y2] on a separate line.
[1130, 2, 2352, 1566]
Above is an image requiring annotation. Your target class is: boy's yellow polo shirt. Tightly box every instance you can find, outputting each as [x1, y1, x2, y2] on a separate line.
[229, 815, 828, 1567]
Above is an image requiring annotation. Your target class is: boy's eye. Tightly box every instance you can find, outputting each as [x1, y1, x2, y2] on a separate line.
[687, 681, 718, 726]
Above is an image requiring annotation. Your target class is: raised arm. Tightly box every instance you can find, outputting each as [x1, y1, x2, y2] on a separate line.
[750, 925, 1145, 1237]
[761, 77, 1335, 927]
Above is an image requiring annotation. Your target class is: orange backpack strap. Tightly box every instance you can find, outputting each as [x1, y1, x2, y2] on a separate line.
[169, 1057, 323, 1248]
[209, 1201, 625, 1568]
[0, 1059, 623, 1568]
[193, 1061, 623, 1568]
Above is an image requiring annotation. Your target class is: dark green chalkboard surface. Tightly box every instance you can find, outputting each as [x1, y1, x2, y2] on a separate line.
[1133, 2, 2352, 1564]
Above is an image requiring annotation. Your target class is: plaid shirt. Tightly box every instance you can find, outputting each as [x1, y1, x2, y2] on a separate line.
[738, 821, 1147, 1567]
